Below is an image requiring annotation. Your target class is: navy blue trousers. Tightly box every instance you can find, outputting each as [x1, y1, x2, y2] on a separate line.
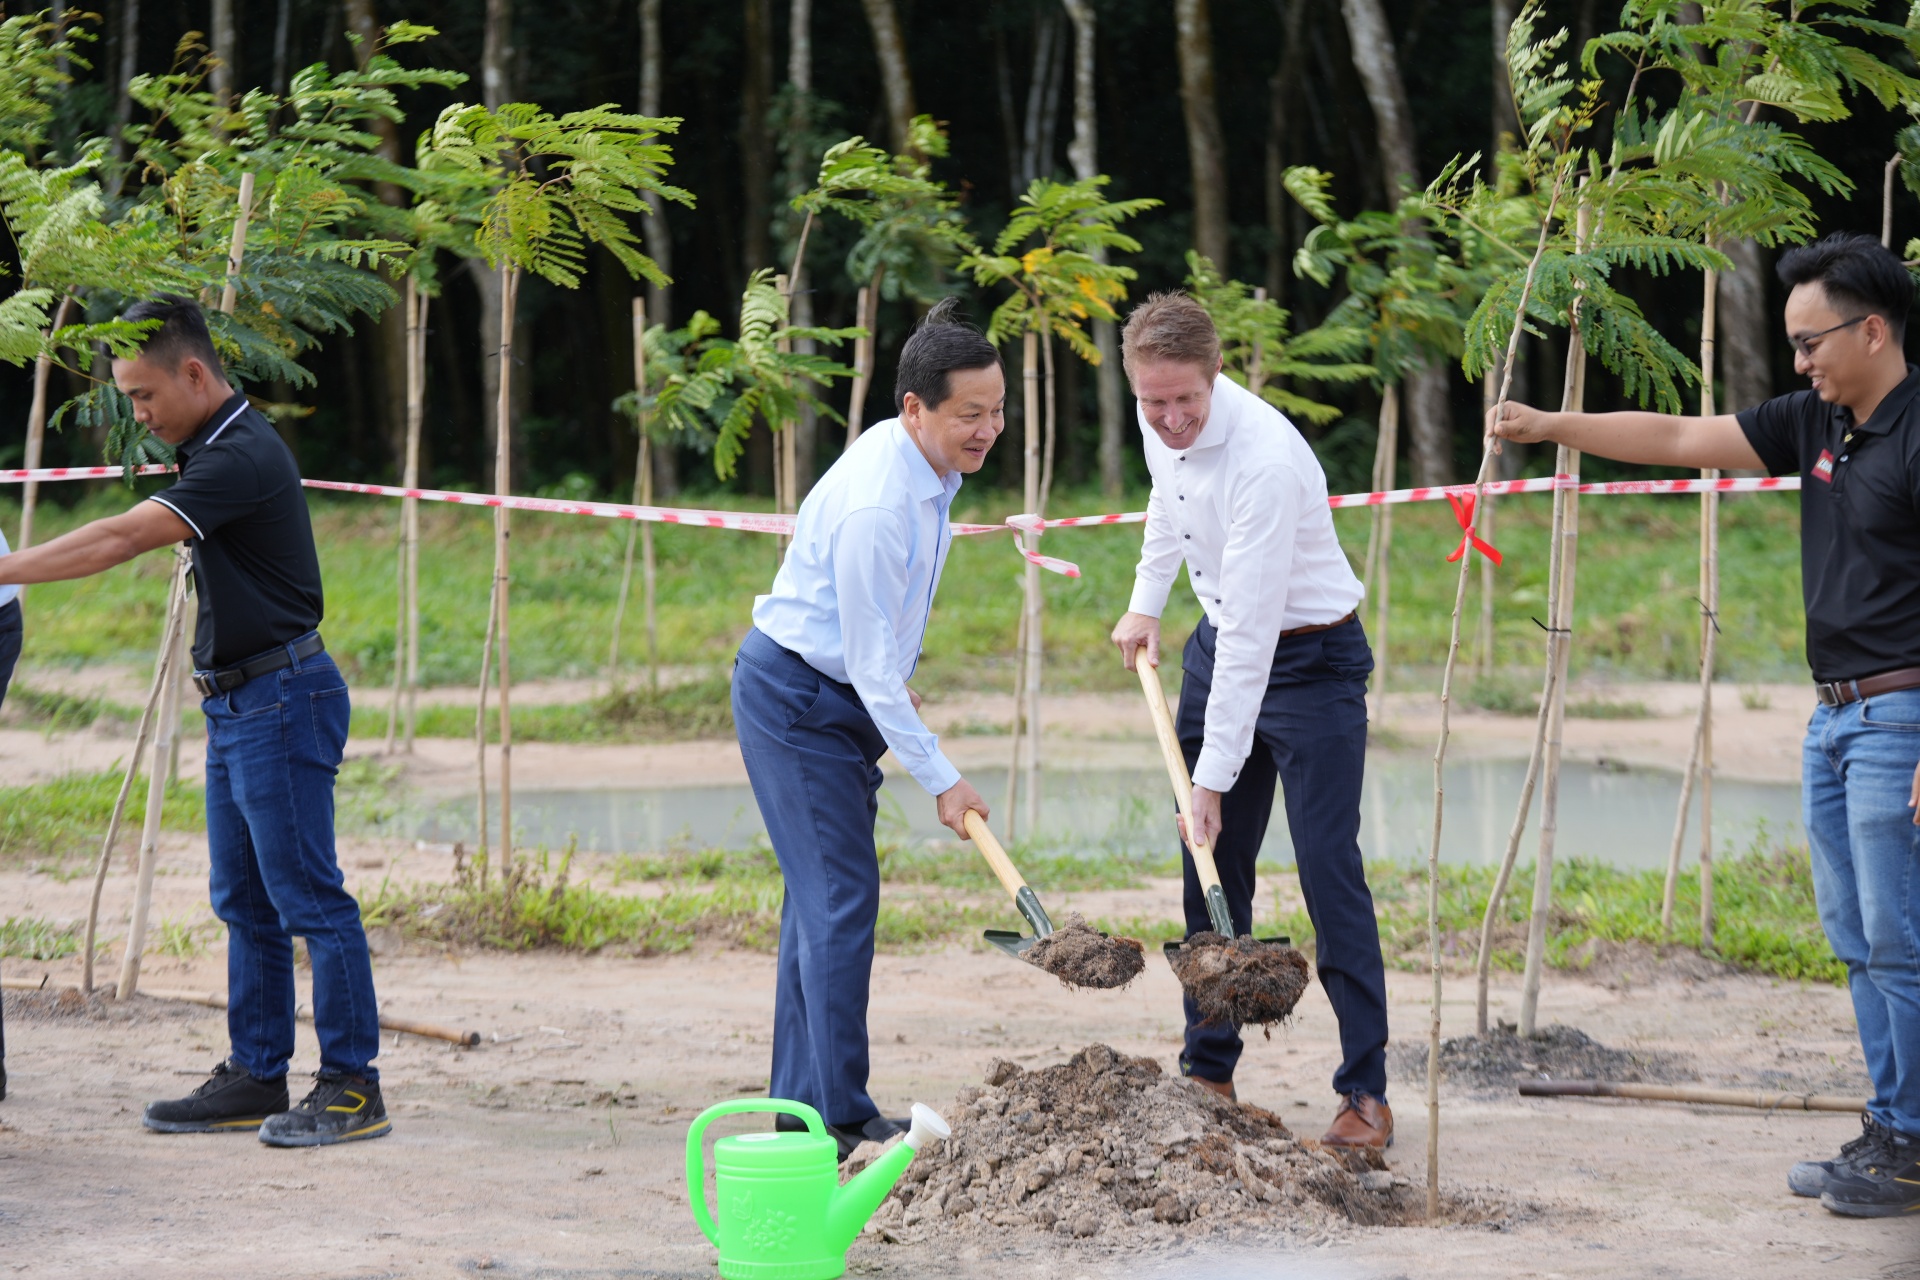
[732, 628, 889, 1126]
[1176, 615, 1390, 1099]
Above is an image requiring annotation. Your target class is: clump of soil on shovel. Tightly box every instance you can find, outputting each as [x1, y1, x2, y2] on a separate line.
[863, 1045, 1456, 1251]
[1023, 914, 1146, 989]
[1167, 932, 1311, 1026]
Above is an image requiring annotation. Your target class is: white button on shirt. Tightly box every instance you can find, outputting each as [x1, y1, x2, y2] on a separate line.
[751, 416, 963, 796]
[1128, 374, 1364, 793]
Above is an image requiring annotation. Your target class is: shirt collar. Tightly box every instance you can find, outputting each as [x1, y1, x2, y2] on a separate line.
[177, 391, 251, 458]
[888, 417, 961, 503]
[1840, 364, 1920, 437]
[1187, 374, 1240, 452]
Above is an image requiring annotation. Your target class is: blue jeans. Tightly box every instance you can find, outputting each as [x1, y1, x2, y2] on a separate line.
[1175, 616, 1390, 1098]
[1804, 687, 1920, 1138]
[201, 638, 380, 1081]
[0, 598, 21, 710]
[732, 629, 889, 1127]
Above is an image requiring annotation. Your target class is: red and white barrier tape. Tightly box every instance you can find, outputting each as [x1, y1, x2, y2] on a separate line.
[3, 466, 1801, 579]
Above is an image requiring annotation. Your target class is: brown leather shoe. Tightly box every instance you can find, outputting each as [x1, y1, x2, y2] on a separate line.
[1320, 1091, 1393, 1149]
[1187, 1074, 1237, 1103]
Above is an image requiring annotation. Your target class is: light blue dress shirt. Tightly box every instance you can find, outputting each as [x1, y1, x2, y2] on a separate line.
[0, 527, 18, 608]
[751, 416, 963, 796]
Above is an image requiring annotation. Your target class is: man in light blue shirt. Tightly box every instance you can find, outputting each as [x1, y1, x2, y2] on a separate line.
[734, 299, 1004, 1157]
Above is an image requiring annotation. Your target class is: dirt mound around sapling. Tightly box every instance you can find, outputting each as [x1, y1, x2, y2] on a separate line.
[1167, 932, 1311, 1025]
[1023, 914, 1145, 989]
[868, 1044, 1456, 1250]
[2, 986, 208, 1026]
[1391, 1021, 1697, 1097]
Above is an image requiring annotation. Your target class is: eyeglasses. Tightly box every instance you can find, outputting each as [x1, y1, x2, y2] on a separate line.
[1789, 315, 1867, 357]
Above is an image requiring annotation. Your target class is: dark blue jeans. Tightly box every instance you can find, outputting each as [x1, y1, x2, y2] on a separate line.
[201, 638, 379, 1081]
[733, 628, 889, 1127]
[0, 598, 21, 710]
[1176, 615, 1390, 1099]
[1804, 688, 1920, 1138]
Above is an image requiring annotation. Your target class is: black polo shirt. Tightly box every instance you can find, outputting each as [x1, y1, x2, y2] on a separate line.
[1736, 365, 1920, 683]
[146, 392, 325, 670]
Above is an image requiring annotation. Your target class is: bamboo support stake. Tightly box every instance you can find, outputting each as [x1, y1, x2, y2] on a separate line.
[217, 172, 256, 316]
[117, 551, 191, 1001]
[387, 279, 426, 753]
[1003, 599, 1028, 844]
[473, 571, 499, 886]
[1362, 385, 1398, 720]
[492, 267, 520, 877]
[135, 986, 481, 1047]
[83, 555, 188, 992]
[610, 297, 660, 690]
[1020, 329, 1043, 839]
[1425, 159, 1572, 1219]
[1519, 1079, 1864, 1113]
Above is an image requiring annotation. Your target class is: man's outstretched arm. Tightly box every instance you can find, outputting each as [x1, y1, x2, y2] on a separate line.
[0, 502, 192, 586]
[1491, 405, 1767, 472]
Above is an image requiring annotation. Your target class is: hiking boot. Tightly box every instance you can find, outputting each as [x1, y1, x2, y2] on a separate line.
[1820, 1128, 1920, 1218]
[144, 1059, 289, 1133]
[258, 1072, 391, 1147]
[776, 1111, 905, 1162]
[1321, 1090, 1394, 1149]
[1789, 1114, 1889, 1198]
[1187, 1075, 1238, 1103]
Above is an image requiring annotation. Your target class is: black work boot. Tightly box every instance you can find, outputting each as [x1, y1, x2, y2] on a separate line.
[1821, 1128, 1920, 1218]
[144, 1059, 289, 1133]
[258, 1071, 391, 1147]
[1789, 1114, 1889, 1198]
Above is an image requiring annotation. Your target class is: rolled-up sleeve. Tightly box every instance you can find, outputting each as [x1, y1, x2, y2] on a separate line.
[831, 505, 962, 796]
[1192, 464, 1297, 792]
[1128, 482, 1182, 618]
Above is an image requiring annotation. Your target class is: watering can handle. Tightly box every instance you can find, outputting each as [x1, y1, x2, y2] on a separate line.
[686, 1098, 828, 1246]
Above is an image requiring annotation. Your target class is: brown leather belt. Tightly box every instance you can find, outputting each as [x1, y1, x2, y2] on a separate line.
[1278, 610, 1358, 640]
[1813, 666, 1920, 707]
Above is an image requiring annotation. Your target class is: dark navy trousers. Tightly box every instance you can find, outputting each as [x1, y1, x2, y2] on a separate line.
[732, 628, 890, 1127]
[1175, 615, 1390, 1099]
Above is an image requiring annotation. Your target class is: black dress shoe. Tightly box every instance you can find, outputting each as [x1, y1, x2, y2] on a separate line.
[775, 1111, 907, 1160]
[144, 1059, 289, 1133]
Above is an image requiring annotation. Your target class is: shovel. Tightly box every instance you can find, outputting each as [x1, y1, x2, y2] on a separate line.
[963, 809, 1056, 958]
[1134, 659, 1290, 954]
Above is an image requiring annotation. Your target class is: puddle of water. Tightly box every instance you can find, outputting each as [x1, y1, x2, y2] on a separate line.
[413, 755, 1801, 871]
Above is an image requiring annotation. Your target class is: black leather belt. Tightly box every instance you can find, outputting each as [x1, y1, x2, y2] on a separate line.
[192, 633, 325, 697]
[1813, 666, 1920, 707]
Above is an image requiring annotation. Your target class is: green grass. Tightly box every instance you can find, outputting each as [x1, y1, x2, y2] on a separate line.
[0, 916, 81, 961]
[0, 686, 145, 734]
[347, 678, 736, 743]
[0, 770, 207, 865]
[3, 485, 1808, 699]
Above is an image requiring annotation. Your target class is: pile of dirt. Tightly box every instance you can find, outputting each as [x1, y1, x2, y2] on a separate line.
[1392, 1022, 1696, 1097]
[1023, 916, 1145, 989]
[2, 986, 208, 1025]
[1166, 933, 1311, 1026]
[867, 1044, 1440, 1250]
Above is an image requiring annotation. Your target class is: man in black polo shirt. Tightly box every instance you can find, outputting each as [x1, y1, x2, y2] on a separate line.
[0, 296, 389, 1147]
[1491, 232, 1919, 1219]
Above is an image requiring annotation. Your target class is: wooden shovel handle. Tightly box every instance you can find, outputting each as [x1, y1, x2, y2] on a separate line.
[962, 809, 1029, 900]
[1134, 659, 1227, 895]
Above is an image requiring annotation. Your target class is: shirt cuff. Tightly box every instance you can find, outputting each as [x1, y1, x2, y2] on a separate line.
[908, 750, 963, 798]
[1128, 576, 1173, 618]
[1191, 746, 1245, 794]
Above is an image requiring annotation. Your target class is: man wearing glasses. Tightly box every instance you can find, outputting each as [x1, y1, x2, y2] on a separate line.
[1493, 232, 1920, 1219]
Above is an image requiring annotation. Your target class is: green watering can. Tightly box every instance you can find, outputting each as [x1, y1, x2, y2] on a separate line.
[686, 1098, 950, 1280]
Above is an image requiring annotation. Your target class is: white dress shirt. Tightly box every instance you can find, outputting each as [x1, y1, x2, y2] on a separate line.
[752, 416, 963, 796]
[0, 527, 18, 608]
[1128, 374, 1364, 792]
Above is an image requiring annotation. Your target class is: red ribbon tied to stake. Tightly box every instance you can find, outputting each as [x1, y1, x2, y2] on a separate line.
[1445, 492, 1503, 566]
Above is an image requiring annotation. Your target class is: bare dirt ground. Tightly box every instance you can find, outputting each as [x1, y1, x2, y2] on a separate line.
[4, 675, 1915, 1278]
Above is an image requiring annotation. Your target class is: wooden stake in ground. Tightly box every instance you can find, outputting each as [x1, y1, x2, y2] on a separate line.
[117, 550, 192, 1001]
[1008, 330, 1045, 840]
[83, 553, 189, 992]
[17, 292, 77, 575]
[609, 296, 660, 690]
[387, 278, 427, 753]
[473, 570, 500, 886]
[1424, 160, 1571, 1220]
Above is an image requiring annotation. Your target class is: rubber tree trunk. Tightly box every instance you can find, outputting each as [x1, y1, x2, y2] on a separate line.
[1489, 0, 1520, 167]
[209, 0, 236, 111]
[488, 267, 522, 877]
[741, 0, 774, 285]
[1174, 0, 1231, 270]
[18, 293, 76, 571]
[386, 280, 425, 753]
[475, 0, 514, 490]
[610, 297, 659, 690]
[1060, 0, 1126, 500]
[112, 0, 140, 169]
[860, 0, 919, 155]
[845, 279, 878, 448]
[786, 0, 819, 494]
[1716, 238, 1771, 414]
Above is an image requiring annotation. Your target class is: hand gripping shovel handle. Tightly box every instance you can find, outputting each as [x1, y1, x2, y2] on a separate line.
[963, 809, 1054, 940]
[1135, 660, 1237, 938]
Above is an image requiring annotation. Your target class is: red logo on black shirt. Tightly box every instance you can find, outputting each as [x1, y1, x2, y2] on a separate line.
[1812, 449, 1835, 483]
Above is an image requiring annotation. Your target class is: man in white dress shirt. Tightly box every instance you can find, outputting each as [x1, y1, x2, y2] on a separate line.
[1110, 293, 1393, 1149]
[735, 299, 1002, 1159]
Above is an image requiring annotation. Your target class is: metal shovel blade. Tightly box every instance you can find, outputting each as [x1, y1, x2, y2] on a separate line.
[985, 928, 1040, 958]
[985, 885, 1055, 961]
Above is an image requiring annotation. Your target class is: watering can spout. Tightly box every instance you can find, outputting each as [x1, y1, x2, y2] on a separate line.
[827, 1103, 950, 1251]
